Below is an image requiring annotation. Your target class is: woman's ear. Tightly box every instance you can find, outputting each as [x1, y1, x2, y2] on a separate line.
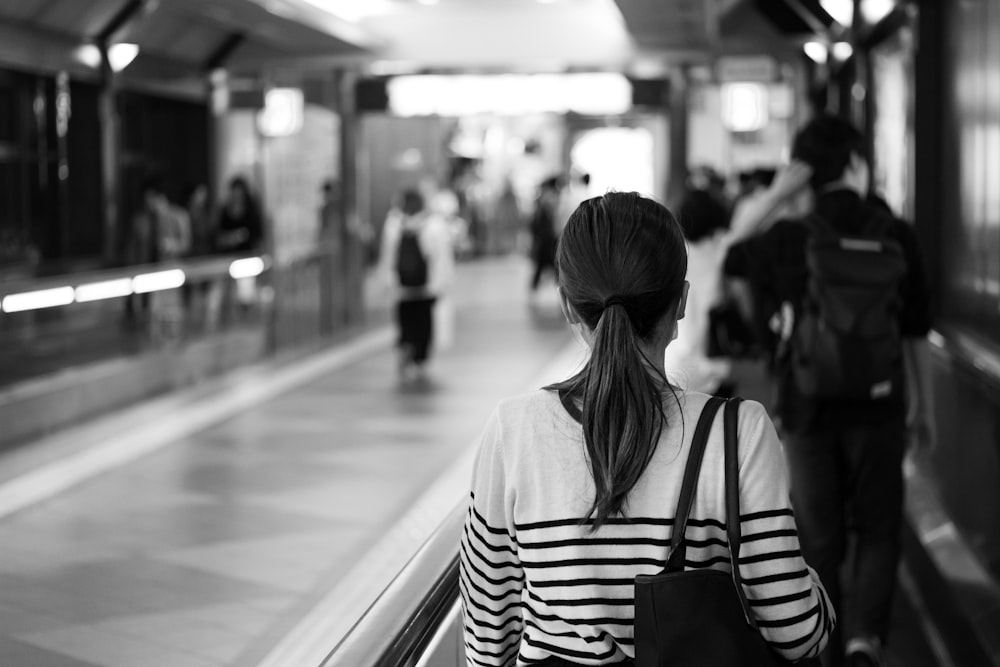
[677, 281, 689, 321]
[667, 282, 689, 343]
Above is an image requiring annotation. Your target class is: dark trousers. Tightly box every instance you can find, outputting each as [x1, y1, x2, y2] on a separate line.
[783, 417, 905, 661]
[397, 297, 436, 364]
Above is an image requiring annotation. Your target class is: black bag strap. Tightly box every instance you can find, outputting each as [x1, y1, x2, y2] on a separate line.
[663, 396, 725, 573]
[724, 396, 758, 629]
[805, 206, 896, 240]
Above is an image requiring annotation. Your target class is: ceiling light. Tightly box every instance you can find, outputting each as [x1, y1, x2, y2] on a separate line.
[258, 88, 304, 137]
[832, 42, 854, 61]
[108, 43, 139, 72]
[416, 0, 439, 4]
[861, 0, 895, 24]
[820, 0, 853, 26]
[721, 83, 769, 132]
[299, 0, 389, 22]
[74, 45, 102, 69]
[803, 41, 828, 64]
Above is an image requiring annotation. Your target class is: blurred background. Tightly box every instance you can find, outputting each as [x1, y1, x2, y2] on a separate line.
[0, 1, 998, 666]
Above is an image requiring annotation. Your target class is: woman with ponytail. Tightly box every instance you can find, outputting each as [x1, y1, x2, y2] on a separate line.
[460, 192, 833, 666]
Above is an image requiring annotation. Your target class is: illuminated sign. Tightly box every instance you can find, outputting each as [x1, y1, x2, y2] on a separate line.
[386, 73, 633, 116]
[721, 83, 769, 132]
[258, 88, 305, 137]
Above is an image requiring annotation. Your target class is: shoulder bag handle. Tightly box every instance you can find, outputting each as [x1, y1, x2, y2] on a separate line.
[663, 396, 726, 573]
[724, 396, 758, 629]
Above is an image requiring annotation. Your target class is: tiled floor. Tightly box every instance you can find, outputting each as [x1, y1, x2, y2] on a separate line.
[0, 257, 573, 667]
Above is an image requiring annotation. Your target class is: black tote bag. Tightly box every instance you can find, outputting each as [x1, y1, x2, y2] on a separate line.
[634, 397, 810, 667]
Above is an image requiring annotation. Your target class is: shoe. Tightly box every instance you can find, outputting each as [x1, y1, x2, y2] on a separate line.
[845, 637, 883, 667]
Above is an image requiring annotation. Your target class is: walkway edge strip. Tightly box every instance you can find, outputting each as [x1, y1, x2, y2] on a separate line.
[256, 339, 587, 667]
[0, 327, 395, 520]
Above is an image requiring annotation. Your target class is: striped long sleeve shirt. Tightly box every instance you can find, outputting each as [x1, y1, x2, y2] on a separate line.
[460, 389, 834, 666]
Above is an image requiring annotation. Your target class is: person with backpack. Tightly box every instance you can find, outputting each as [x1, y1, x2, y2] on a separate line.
[732, 115, 935, 667]
[460, 191, 834, 666]
[380, 188, 455, 384]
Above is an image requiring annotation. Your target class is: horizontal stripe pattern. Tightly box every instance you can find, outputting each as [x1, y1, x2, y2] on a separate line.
[460, 390, 835, 666]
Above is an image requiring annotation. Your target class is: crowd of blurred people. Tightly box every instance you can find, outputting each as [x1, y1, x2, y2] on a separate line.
[124, 174, 268, 340]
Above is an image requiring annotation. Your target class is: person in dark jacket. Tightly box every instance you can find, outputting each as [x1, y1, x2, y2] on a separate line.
[216, 176, 263, 254]
[735, 115, 935, 667]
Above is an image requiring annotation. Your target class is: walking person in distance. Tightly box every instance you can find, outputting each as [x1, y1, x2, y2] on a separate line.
[380, 188, 455, 385]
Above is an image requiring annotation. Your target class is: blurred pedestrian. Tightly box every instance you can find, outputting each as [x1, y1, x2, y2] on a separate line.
[216, 176, 264, 310]
[380, 188, 455, 385]
[185, 183, 213, 257]
[216, 176, 263, 254]
[126, 176, 190, 339]
[528, 176, 561, 300]
[735, 115, 934, 667]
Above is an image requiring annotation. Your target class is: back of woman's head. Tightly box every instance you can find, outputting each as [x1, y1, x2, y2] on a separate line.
[551, 191, 688, 529]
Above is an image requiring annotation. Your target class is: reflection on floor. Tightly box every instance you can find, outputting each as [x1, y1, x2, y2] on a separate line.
[0, 257, 572, 667]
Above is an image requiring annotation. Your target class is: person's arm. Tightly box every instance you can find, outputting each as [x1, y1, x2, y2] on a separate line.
[735, 402, 836, 662]
[897, 222, 936, 453]
[460, 408, 524, 667]
[904, 337, 936, 453]
[426, 217, 455, 297]
[176, 209, 192, 257]
[726, 161, 812, 246]
[378, 211, 400, 290]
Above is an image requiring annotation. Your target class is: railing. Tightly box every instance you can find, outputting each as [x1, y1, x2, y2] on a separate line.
[0, 242, 376, 389]
[321, 502, 467, 667]
[928, 324, 1000, 397]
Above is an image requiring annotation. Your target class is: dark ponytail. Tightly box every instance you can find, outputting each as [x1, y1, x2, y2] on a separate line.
[546, 192, 687, 530]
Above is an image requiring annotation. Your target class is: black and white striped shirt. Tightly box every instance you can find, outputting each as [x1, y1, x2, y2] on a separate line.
[460, 390, 834, 666]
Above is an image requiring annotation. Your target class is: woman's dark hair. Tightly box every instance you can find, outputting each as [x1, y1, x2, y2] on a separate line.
[546, 191, 688, 529]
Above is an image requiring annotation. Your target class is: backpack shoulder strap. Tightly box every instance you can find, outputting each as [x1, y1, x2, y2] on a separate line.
[802, 212, 836, 237]
[724, 397, 758, 629]
[663, 396, 725, 573]
[862, 206, 897, 238]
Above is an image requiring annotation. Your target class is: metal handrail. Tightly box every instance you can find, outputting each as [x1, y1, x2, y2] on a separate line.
[321, 502, 466, 667]
[0, 253, 271, 298]
[929, 324, 1000, 396]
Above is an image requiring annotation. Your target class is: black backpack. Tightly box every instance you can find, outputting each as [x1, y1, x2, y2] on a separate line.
[788, 211, 907, 401]
[395, 224, 428, 288]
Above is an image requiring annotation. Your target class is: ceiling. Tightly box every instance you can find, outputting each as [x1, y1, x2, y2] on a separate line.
[0, 0, 843, 82]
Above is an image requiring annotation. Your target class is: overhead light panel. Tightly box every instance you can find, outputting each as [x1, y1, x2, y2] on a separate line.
[108, 43, 139, 72]
[820, 0, 853, 27]
[721, 83, 769, 133]
[804, 41, 828, 64]
[258, 88, 304, 137]
[74, 44, 102, 69]
[299, 0, 390, 22]
[832, 41, 854, 61]
[861, 0, 895, 24]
